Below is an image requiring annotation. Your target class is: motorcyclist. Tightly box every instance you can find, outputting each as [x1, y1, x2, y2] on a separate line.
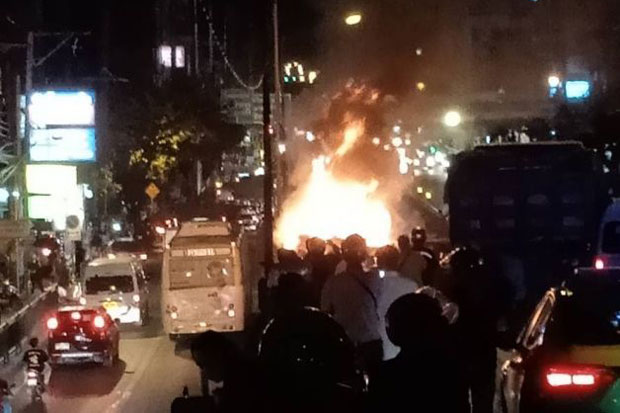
[259, 308, 364, 413]
[22, 338, 49, 391]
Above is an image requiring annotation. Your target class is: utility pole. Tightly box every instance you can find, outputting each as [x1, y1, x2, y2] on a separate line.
[208, 3, 214, 75]
[193, 0, 200, 76]
[272, 0, 283, 210]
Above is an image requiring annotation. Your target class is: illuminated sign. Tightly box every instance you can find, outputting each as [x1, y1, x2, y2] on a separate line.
[29, 90, 95, 128]
[26, 164, 77, 196]
[170, 248, 232, 257]
[30, 128, 96, 162]
[565, 81, 591, 100]
[28, 89, 96, 162]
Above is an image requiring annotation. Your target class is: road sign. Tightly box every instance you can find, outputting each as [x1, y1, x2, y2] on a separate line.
[145, 182, 160, 200]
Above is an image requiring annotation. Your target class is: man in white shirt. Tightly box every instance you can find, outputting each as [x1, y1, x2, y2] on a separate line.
[321, 234, 383, 375]
[376, 245, 419, 360]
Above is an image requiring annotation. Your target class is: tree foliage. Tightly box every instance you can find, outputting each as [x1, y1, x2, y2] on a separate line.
[107, 75, 244, 208]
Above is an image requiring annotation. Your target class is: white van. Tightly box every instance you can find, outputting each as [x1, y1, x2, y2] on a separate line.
[82, 256, 149, 325]
[595, 200, 620, 269]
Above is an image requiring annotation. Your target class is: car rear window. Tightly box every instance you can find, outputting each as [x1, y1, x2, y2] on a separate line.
[550, 281, 620, 345]
[85, 275, 134, 294]
[111, 241, 143, 253]
[602, 221, 620, 254]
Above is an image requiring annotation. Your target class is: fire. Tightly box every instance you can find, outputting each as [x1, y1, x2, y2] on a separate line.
[276, 121, 392, 250]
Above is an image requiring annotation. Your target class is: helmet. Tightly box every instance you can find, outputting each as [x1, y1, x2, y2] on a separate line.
[29, 337, 39, 348]
[386, 293, 447, 348]
[411, 227, 427, 243]
[341, 234, 367, 265]
[449, 246, 484, 276]
[306, 237, 327, 255]
[259, 308, 359, 395]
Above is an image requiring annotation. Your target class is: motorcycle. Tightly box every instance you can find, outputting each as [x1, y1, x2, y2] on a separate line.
[26, 369, 43, 403]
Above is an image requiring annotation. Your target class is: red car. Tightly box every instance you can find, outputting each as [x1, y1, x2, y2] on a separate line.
[46, 306, 120, 367]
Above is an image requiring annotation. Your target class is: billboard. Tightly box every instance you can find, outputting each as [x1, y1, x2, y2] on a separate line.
[28, 89, 96, 162]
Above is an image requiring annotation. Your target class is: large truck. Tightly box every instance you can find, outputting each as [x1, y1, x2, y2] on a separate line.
[446, 142, 608, 296]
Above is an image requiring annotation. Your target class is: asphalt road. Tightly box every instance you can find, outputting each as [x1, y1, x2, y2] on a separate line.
[8, 262, 202, 413]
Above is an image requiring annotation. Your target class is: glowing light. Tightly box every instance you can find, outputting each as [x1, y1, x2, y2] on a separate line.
[417, 186, 424, 194]
[41, 248, 52, 257]
[278, 143, 287, 154]
[413, 158, 420, 166]
[426, 157, 436, 168]
[416, 47, 423, 56]
[345, 12, 362, 26]
[215, 181, 223, 189]
[155, 226, 166, 235]
[308, 71, 318, 84]
[254, 167, 265, 176]
[305, 131, 315, 142]
[547, 75, 561, 88]
[383, 144, 391, 151]
[47, 317, 58, 330]
[405, 139, 411, 146]
[372, 137, 381, 146]
[416, 82, 426, 91]
[71, 311, 81, 320]
[336, 121, 363, 157]
[392, 137, 403, 147]
[111, 222, 122, 232]
[443, 110, 462, 127]
[425, 192, 432, 200]
[93, 315, 105, 328]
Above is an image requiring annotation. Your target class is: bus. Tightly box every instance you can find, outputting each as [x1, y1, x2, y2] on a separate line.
[161, 220, 246, 337]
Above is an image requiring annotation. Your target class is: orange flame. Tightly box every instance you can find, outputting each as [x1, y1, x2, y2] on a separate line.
[276, 120, 392, 250]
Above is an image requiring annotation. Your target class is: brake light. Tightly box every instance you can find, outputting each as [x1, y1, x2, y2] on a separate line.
[544, 365, 615, 394]
[595, 257, 605, 270]
[46, 317, 58, 330]
[93, 315, 106, 329]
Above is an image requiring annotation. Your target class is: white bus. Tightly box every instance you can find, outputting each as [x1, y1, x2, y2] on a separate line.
[161, 220, 246, 337]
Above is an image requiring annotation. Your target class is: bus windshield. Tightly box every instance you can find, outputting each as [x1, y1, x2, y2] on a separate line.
[85, 275, 134, 294]
[169, 256, 233, 290]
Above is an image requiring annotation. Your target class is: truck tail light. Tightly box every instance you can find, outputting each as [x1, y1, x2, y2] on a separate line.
[46, 317, 58, 330]
[93, 315, 106, 329]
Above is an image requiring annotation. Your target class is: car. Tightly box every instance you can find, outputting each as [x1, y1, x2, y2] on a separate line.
[82, 256, 150, 326]
[46, 306, 120, 367]
[501, 268, 620, 413]
[107, 237, 149, 261]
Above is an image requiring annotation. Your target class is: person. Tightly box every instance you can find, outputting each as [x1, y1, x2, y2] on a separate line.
[451, 246, 508, 413]
[411, 227, 439, 285]
[321, 234, 383, 377]
[273, 272, 313, 315]
[369, 293, 468, 412]
[397, 234, 426, 285]
[22, 338, 50, 389]
[304, 237, 340, 307]
[375, 245, 418, 360]
[0, 378, 11, 413]
[259, 308, 363, 413]
[190, 331, 258, 413]
[267, 249, 308, 289]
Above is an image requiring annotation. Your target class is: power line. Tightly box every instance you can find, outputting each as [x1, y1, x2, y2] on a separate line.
[205, 13, 263, 91]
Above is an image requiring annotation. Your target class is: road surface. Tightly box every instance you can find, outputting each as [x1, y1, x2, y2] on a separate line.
[9, 264, 202, 413]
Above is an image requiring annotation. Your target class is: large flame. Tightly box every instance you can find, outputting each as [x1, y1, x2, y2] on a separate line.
[276, 121, 392, 250]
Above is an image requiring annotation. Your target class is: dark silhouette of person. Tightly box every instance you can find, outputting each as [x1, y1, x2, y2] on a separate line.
[259, 308, 363, 413]
[451, 246, 507, 413]
[273, 272, 313, 315]
[321, 234, 383, 378]
[190, 331, 258, 413]
[411, 227, 439, 285]
[304, 237, 340, 307]
[369, 293, 468, 412]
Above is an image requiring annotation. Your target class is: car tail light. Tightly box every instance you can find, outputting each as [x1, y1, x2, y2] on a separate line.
[93, 315, 106, 329]
[47, 317, 58, 330]
[543, 365, 615, 395]
[595, 257, 605, 270]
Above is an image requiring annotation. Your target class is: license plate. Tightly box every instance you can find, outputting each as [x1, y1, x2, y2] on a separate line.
[55, 342, 70, 351]
[103, 301, 118, 310]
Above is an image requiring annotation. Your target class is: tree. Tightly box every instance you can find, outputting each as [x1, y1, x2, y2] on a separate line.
[107, 75, 244, 212]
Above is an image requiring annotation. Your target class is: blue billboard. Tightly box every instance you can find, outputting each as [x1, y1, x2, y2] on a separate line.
[565, 80, 591, 100]
[28, 89, 96, 162]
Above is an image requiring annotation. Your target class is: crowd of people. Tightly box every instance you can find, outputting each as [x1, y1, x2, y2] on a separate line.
[182, 227, 514, 413]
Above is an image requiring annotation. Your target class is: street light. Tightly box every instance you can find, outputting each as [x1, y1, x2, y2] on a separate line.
[548, 75, 561, 88]
[443, 110, 462, 128]
[345, 12, 362, 26]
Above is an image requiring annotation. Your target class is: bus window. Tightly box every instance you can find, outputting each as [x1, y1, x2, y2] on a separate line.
[169, 257, 233, 289]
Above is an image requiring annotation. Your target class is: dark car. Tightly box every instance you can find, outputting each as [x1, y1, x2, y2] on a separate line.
[501, 269, 620, 413]
[47, 306, 120, 367]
